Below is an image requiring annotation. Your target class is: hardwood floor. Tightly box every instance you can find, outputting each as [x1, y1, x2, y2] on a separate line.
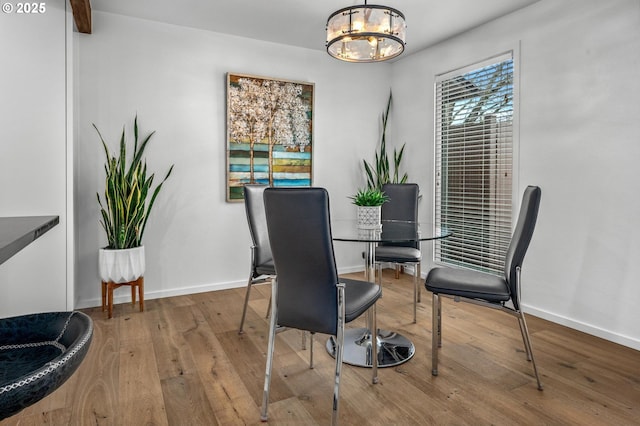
[2, 270, 639, 425]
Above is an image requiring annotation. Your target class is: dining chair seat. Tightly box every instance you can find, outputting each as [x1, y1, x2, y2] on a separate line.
[342, 278, 383, 321]
[254, 260, 275, 277]
[425, 267, 510, 303]
[374, 246, 420, 263]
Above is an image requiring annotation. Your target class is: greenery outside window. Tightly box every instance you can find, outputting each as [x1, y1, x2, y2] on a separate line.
[434, 52, 515, 275]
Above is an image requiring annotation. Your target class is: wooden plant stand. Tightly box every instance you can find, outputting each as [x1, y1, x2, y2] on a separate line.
[101, 276, 144, 319]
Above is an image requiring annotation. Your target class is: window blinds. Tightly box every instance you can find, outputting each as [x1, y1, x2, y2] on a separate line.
[434, 53, 514, 275]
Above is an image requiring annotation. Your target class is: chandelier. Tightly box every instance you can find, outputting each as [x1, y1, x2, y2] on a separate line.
[326, 1, 406, 63]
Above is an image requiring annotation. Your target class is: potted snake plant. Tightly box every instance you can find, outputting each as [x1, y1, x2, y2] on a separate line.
[95, 115, 173, 284]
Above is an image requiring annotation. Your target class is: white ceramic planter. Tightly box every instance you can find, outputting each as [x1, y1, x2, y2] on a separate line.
[357, 206, 382, 229]
[98, 246, 145, 283]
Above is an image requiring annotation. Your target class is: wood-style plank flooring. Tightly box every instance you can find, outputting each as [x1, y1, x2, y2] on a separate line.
[2, 270, 639, 425]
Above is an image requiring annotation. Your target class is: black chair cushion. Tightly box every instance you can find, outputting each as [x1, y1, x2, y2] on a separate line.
[342, 278, 382, 323]
[374, 246, 421, 263]
[425, 267, 510, 303]
[255, 259, 275, 277]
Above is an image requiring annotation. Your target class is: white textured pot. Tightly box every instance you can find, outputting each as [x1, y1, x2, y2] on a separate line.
[98, 246, 145, 283]
[357, 206, 382, 229]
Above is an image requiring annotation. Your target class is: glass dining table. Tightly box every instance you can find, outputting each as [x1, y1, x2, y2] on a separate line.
[327, 219, 451, 368]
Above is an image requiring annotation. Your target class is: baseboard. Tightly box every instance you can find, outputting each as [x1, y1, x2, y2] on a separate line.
[337, 265, 366, 275]
[522, 304, 640, 351]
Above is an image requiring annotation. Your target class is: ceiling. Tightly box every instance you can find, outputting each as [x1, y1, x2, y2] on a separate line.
[90, 0, 540, 60]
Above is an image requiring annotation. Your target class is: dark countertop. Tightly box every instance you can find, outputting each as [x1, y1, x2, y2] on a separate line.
[0, 216, 59, 265]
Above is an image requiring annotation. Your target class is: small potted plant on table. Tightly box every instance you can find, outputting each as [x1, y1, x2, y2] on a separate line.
[350, 188, 389, 229]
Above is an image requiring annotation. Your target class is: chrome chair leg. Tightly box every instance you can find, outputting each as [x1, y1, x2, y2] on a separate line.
[517, 316, 532, 361]
[238, 273, 254, 334]
[260, 279, 279, 422]
[332, 283, 346, 426]
[266, 296, 271, 319]
[416, 263, 421, 303]
[431, 293, 440, 376]
[309, 332, 314, 369]
[514, 267, 543, 390]
[514, 268, 531, 361]
[413, 263, 421, 323]
[369, 304, 378, 384]
[518, 311, 543, 390]
[436, 296, 442, 347]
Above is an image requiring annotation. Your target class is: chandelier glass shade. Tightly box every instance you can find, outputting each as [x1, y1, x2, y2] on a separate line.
[326, 2, 406, 62]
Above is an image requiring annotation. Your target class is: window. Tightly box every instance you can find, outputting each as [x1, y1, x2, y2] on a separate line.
[434, 52, 515, 275]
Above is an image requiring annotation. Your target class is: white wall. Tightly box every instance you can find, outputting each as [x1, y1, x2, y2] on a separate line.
[0, 0, 72, 316]
[391, 0, 640, 349]
[75, 11, 391, 308]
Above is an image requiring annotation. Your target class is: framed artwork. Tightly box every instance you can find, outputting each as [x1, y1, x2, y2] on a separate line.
[226, 73, 314, 202]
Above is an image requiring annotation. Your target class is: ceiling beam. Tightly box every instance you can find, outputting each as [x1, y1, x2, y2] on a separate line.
[69, 0, 92, 34]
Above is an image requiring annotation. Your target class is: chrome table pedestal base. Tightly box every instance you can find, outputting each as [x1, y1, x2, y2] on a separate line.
[326, 327, 415, 367]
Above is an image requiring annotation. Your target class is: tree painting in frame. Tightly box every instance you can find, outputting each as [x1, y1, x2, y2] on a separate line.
[226, 73, 314, 201]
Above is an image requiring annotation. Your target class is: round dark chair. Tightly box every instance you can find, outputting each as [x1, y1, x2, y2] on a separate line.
[0, 311, 93, 420]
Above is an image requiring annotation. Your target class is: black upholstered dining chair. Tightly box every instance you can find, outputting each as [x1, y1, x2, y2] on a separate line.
[261, 187, 382, 426]
[375, 183, 422, 323]
[425, 185, 543, 390]
[238, 184, 276, 334]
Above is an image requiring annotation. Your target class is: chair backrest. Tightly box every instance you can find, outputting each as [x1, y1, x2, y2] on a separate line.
[504, 185, 541, 305]
[380, 183, 419, 248]
[263, 187, 339, 336]
[243, 185, 273, 269]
